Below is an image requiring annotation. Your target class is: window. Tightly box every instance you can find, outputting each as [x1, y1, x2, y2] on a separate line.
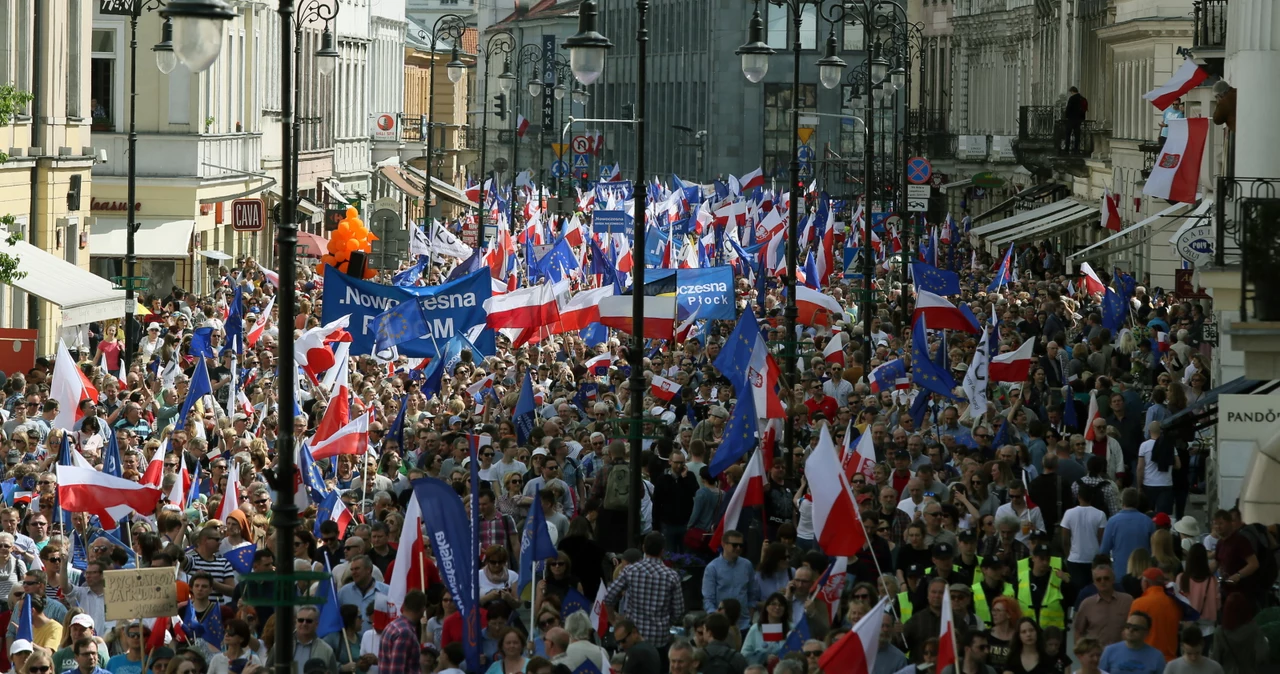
[843, 22, 865, 52]
[90, 28, 117, 131]
[763, 83, 817, 180]
[767, 4, 819, 50]
[766, 5, 787, 49]
[67, 0, 82, 118]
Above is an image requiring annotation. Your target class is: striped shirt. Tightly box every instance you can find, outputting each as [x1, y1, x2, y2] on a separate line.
[185, 551, 235, 604]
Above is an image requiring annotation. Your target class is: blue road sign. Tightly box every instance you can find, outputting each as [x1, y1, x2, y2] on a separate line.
[797, 145, 815, 161]
[551, 160, 568, 178]
[573, 154, 590, 169]
[907, 157, 932, 184]
[600, 165, 614, 180]
[798, 161, 813, 177]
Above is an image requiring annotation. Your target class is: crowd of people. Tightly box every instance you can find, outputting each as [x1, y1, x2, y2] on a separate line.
[0, 194, 1269, 674]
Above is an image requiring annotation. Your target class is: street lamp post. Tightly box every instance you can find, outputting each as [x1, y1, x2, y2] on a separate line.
[476, 32, 515, 245]
[287, 1, 340, 241]
[121, 1, 178, 369]
[420, 17, 470, 228]
[550, 55, 570, 214]
[506, 44, 545, 229]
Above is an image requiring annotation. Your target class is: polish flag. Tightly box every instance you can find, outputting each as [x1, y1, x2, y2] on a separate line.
[557, 286, 614, 332]
[812, 556, 849, 624]
[589, 583, 610, 636]
[387, 495, 428, 616]
[246, 296, 275, 348]
[936, 586, 958, 673]
[309, 411, 372, 460]
[760, 418, 782, 480]
[465, 180, 481, 203]
[805, 426, 866, 556]
[1143, 118, 1209, 204]
[100, 353, 127, 389]
[818, 596, 891, 674]
[912, 290, 982, 333]
[294, 315, 351, 378]
[1101, 189, 1122, 232]
[1080, 262, 1107, 296]
[1083, 391, 1102, 441]
[841, 419, 876, 482]
[818, 221, 835, 285]
[216, 461, 241, 521]
[795, 286, 845, 327]
[140, 439, 168, 488]
[56, 464, 162, 528]
[709, 448, 765, 551]
[51, 341, 97, 431]
[486, 283, 561, 329]
[598, 295, 678, 341]
[740, 167, 764, 193]
[988, 338, 1036, 383]
[585, 352, 613, 376]
[255, 262, 279, 288]
[563, 216, 585, 247]
[1143, 58, 1209, 111]
[823, 333, 845, 366]
[516, 114, 530, 138]
[761, 624, 785, 642]
[651, 375, 681, 402]
[1156, 331, 1170, 352]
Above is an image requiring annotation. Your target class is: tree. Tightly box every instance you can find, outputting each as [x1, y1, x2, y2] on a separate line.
[0, 84, 35, 284]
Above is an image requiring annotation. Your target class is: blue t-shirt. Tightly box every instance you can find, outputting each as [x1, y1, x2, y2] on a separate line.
[106, 653, 144, 674]
[1100, 509, 1156, 571]
[1100, 641, 1166, 674]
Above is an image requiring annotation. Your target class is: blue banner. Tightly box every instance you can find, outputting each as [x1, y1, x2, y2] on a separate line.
[412, 478, 481, 673]
[591, 210, 632, 234]
[595, 180, 633, 202]
[675, 266, 735, 320]
[322, 266, 494, 358]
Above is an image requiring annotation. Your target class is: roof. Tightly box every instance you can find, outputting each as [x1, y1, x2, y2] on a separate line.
[406, 20, 477, 57]
[492, 0, 582, 27]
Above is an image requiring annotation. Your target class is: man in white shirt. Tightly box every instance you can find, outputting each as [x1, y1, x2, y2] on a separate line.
[823, 366, 855, 407]
[1060, 484, 1108, 592]
[993, 480, 1045, 545]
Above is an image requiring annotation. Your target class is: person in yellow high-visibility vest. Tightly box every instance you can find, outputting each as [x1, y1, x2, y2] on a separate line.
[1017, 543, 1068, 629]
[972, 556, 1015, 627]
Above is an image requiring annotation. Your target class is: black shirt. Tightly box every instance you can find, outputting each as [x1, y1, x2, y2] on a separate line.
[621, 640, 662, 674]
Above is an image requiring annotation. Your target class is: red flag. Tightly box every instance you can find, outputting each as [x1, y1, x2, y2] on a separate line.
[818, 596, 891, 674]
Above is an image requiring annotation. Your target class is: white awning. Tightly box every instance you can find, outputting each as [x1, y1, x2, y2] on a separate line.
[324, 179, 350, 206]
[940, 178, 972, 193]
[986, 200, 1098, 252]
[1, 235, 128, 326]
[1068, 200, 1201, 262]
[89, 219, 195, 258]
[969, 198, 1085, 241]
[1167, 199, 1216, 246]
[195, 249, 233, 261]
[297, 198, 322, 219]
[403, 166, 479, 209]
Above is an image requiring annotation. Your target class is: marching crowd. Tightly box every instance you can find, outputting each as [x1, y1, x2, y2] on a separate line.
[0, 201, 1271, 674]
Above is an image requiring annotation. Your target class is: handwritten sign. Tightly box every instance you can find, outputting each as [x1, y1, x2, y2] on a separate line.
[104, 568, 179, 621]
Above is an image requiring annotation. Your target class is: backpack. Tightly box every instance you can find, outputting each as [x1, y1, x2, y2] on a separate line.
[604, 463, 631, 511]
[1239, 523, 1279, 590]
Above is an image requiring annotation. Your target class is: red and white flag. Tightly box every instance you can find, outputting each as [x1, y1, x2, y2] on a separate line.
[709, 448, 765, 551]
[913, 290, 981, 333]
[598, 295, 678, 341]
[1156, 331, 1170, 352]
[295, 315, 351, 378]
[795, 286, 844, 327]
[805, 426, 865, 556]
[387, 495, 429, 615]
[486, 283, 561, 329]
[51, 341, 97, 431]
[589, 583, 610, 636]
[246, 296, 275, 348]
[216, 461, 241, 521]
[936, 586, 957, 673]
[740, 167, 764, 194]
[1080, 262, 1107, 296]
[823, 333, 845, 366]
[818, 596, 891, 674]
[1101, 188, 1122, 232]
[761, 623, 785, 642]
[140, 439, 167, 488]
[585, 352, 613, 376]
[651, 375, 681, 402]
[1143, 58, 1209, 111]
[841, 419, 876, 482]
[309, 411, 372, 460]
[557, 286, 614, 332]
[1143, 118, 1209, 204]
[516, 114, 530, 138]
[1083, 391, 1102, 442]
[811, 556, 849, 624]
[255, 261, 279, 287]
[56, 464, 161, 528]
[988, 338, 1035, 383]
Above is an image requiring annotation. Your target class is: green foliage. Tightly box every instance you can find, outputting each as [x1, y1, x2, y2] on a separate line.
[0, 84, 34, 283]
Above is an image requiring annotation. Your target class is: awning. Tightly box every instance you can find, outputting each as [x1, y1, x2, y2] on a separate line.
[89, 218, 195, 258]
[1167, 198, 1217, 246]
[379, 166, 425, 199]
[324, 179, 350, 206]
[1, 235, 128, 326]
[196, 177, 276, 205]
[1164, 378, 1280, 433]
[195, 249, 233, 261]
[969, 198, 1084, 240]
[1068, 199, 1207, 263]
[940, 178, 972, 193]
[403, 166, 479, 209]
[297, 198, 322, 219]
[973, 182, 1063, 223]
[985, 199, 1098, 252]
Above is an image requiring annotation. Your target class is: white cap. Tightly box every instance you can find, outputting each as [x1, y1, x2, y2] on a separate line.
[532, 447, 550, 457]
[9, 640, 32, 656]
[70, 614, 95, 629]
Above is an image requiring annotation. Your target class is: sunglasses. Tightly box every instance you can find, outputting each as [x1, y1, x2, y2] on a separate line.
[297, 618, 315, 624]
[539, 619, 557, 628]
[803, 650, 824, 657]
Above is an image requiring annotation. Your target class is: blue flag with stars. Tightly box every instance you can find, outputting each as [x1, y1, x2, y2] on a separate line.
[1102, 287, 1128, 333]
[189, 326, 217, 359]
[513, 372, 537, 446]
[392, 255, 429, 286]
[912, 262, 961, 296]
[518, 487, 559, 598]
[911, 316, 961, 400]
[316, 555, 344, 638]
[387, 393, 409, 455]
[226, 543, 255, 575]
[177, 359, 212, 430]
[222, 285, 244, 356]
[198, 601, 225, 647]
[298, 443, 328, 505]
[987, 245, 1013, 293]
[781, 613, 811, 656]
[531, 237, 580, 283]
[373, 296, 428, 353]
[572, 661, 602, 674]
[560, 588, 592, 620]
[101, 430, 122, 478]
[707, 396, 758, 478]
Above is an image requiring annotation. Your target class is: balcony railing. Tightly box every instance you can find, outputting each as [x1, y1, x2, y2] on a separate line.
[1016, 107, 1095, 157]
[922, 132, 957, 159]
[1194, 0, 1228, 51]
[1215, 177, 1280, 320]
[400, 114, 424, 142]
[907, 108, 949, 134]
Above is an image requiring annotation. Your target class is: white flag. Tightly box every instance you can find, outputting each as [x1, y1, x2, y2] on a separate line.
[961, 308, 993, 418]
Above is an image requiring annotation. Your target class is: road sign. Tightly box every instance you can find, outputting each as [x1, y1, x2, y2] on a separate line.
[231, 199, 265, 232]
[883, 214, 903, 230]
[798, 127, 816, 145]
[571, 135, 591, 154]
[908, 198, 929, 212]
[931, 174, 944, 188]
[798, 161, 813, 178]
[551, 143, 569, 158]
[573, 154, 590, 170]
[551, 160, 569, 178]
[797, 145, 815, 161]
[906, 157, 932, 185]
[600, 165, 614, 180]
[907, 185, 931, 200]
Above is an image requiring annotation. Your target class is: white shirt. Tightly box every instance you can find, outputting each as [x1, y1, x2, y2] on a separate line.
[1060, 505, 1107, 563]
[897, 496, 925, 518]
[994, 502, 1045, 545]
[1139, 438, 1173, 487]
[823, 378, 854, 407]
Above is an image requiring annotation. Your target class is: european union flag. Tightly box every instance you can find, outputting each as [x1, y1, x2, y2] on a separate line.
[912, 262, 961, 296]
[222, 286, 244, 356]
[513, 372, 537, 446]
[101, 430, 122, 478]
[573, 383, 599, 411]
[572, 660, 602, 674]
[561, 588, 592, 620]
[197, 603, 225, 647]
[447, 249, 484, 282]
[869, 359, 907, 393]
[419, 356, 445, 401]
[441, 333, 483, 375]
[185, 466, 202, 508]
[0, 479, 14, 507]
[393, 255, 428, 286]
[177, 359, 212, 430]
[298, 443, 328, 505]
[316, 556, 344, 638]
[581, 323, 608, 348]
[909, 391, 931, 428]
[781, 613, 811, 656]
[1102, 287, 1127, 333]
[531, 237, 580, 283]
[15, 594, 31, 642]
[373, 296, 427, 353]
[588, 237, 617, 285]
[911, 316, 961, 400]
[707, 396, 758, 478]
[189, 327, 217, 359]
[802, 251, 820, 290]
[518, 488, 558, 598]
[387, 393, 409, 453]
[226, 543, 255, 575]
[987, 245, 1013, 293]
[1114, 268, 1136, 299]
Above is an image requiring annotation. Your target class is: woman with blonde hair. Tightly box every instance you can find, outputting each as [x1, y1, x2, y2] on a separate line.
[1122, 547, 1153, 597]
[1149, 529, 1181, 576]
[21, 650, 54, 674]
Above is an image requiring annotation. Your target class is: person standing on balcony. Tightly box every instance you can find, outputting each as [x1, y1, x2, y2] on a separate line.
[1064, 86, 1089, 154]
[1158, 99, 1185, 148]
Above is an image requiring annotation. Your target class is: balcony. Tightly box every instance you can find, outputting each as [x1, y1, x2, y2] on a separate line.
[1014, 106, 1095, 174]
[1193, 0, 1228, 64]
[91, 132, 263, 180]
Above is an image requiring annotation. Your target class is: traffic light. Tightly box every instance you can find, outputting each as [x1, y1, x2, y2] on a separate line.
[494, 93, 508, 121]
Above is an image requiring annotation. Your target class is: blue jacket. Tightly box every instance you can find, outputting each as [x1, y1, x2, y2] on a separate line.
[702, 555, 760, 629]
[1100, 508, 1156, 571]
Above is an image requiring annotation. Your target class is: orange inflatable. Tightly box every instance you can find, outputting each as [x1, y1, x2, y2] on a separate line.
[315, 206, 378, 278]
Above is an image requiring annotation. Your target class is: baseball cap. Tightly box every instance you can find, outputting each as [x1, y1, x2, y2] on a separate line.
[931, 543, 955, 558]
[893, 449, 910, 460]
[1152, 513, 1172, 528]
[8, 640, 31, 656]
[980, 556, 1005, 569]
[949, 583, 972, 595]
[531, 447, 550, 458]
[70, 614, 95, 629]
[1142, 567, 1165, 582]
[1032, 544, 1052, 558]
[621, 548, 643, 564]
[957, 529, 977, 542]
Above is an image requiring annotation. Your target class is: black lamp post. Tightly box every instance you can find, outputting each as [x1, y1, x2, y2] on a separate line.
[119, 2, 193, 369]
[418, 17, 470, 226]
[476, 31, 515, 245]
[506, 44, 545, 229]
[286, 1, 340, 241]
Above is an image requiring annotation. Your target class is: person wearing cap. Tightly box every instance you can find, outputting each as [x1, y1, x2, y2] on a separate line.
[692, 406, 728, 449]
[1129, 567, 1180, 661]
[8, 639, 32, 674]
[971, 556, 1014, 628]
[993, 480, 1044, 547]
[1017, 543, 1069, 629]
[948, 583, 982, 635]
[912, 543, 961, 613]
[952, 530, 981, 586]
[889, 451, 914, 497]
